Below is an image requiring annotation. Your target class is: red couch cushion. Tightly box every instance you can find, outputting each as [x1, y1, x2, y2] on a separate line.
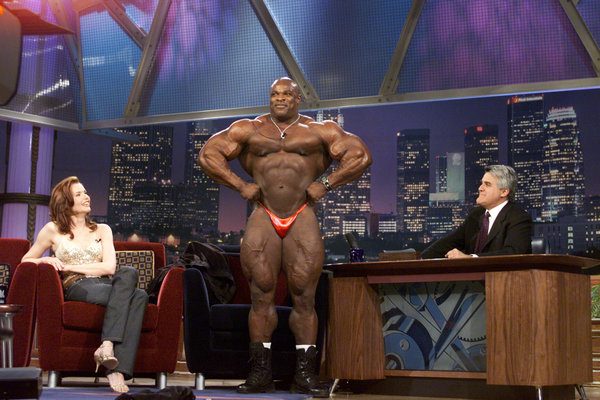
[62, 302, 159, 332]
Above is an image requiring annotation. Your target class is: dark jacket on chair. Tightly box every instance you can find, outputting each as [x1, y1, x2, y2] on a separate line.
[421, 202, 532, 259]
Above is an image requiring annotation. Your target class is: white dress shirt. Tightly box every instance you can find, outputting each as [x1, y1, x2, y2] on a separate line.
[486, 200, 509, 234]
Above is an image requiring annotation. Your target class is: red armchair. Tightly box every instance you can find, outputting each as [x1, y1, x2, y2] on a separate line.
[34, 241, 183, 388]
[0, 238, 34, 367]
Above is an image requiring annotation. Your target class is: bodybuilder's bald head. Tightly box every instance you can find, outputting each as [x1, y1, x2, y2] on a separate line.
[271, 77, 300, 97]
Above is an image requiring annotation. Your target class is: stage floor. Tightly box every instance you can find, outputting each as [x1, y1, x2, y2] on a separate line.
[43, 372, 600, 400]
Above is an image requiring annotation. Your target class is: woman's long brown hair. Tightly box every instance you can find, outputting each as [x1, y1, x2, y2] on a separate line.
[50, 176, 97, 239]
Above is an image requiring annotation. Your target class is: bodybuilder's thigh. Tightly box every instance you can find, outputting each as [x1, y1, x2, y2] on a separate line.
[282, 206, 324, 294]
[241, 206, 282, 293]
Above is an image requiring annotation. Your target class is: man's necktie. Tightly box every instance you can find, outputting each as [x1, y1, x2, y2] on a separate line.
[474, 211, 490, 254]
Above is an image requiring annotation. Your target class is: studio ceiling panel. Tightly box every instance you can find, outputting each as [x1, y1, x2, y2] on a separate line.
[80, 4, 142, 121]
[397, 0, 597, 94]
[138, 0, 288, 117]
[266, 0, 413, 100]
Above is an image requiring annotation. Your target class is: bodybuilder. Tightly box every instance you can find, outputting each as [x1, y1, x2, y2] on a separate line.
[199, 77, 371, 396]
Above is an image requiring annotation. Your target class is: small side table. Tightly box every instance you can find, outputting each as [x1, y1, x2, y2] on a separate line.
[0, 304, 23, 368]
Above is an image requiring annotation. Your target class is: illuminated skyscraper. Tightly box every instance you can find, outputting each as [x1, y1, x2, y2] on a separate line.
[541, 107, 585, 222]
[376, 213, 398, 235]
[185, 122, 215, 185]
[182, 121, 219, 234]
[587, 195, 600, 222]
[132, 181, 178, 232]
[427, 201, 455, 239]
[464, 125, 498, 203]
[397, 129, 429, 233]
[427, 192, 467, 239]
[108, 126, 173, 230]
[427, 152, 466, 240]
[342, 214, 369, 237]
[434, 154, 447, 193]
[317, 109, 371, 238]
[507, 95, 544, 220]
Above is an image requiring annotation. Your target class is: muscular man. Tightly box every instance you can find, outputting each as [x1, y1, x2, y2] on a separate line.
[421, 165, 532, 259]
[198, 77, 371, 396]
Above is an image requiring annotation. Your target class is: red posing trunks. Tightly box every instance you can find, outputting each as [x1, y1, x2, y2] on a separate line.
[259, 202, 308, 238]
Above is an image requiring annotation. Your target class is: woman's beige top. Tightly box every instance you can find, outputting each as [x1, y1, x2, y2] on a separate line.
[55, 234, 103, 290]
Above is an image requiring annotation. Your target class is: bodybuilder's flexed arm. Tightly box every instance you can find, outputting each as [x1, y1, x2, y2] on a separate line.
[198, 120, 260, 201]
[306, 120, 372, 203]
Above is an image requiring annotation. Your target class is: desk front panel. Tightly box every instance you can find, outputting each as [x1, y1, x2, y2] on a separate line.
[380, 281, 486, 374]
[486, 269, 592, 386]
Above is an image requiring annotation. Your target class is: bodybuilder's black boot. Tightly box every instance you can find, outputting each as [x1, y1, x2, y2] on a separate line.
[290, 347, 330, 398]
[237, 343, 275, 393]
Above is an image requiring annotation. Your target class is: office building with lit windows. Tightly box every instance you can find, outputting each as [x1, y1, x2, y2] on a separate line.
[182, 121, 219, 234]
[464, 125, 498, 203]
[317, 109, 371, 237]
[434, 154, 447, 193]
[540, 107, 585, 222]
[108, 126, 173, 231]
[507, 94, 545, 220]
[396, 129, 429, 234]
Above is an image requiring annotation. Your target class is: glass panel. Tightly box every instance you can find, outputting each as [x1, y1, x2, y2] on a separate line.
[266, 0, 413, 99]
[577, 0, 600, 50]
[398, 0, 596, 93]
[80, 4, 142, 121]
[139, 1, 287, 116]
[3, 34, 81, 123]
[122, 0, 159, 33]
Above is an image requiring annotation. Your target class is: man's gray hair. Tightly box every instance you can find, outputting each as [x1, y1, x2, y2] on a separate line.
[485, 165, 517, 201]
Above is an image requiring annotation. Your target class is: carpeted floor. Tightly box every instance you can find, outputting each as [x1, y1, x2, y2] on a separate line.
[39, 387, 311, 400]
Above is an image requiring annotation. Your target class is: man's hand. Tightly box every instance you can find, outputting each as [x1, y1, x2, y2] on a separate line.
[306, 181, 328, 204]
[239, 182, 261, 201]
[445, 248, 472, 259]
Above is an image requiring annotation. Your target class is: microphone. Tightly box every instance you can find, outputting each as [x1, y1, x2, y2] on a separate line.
[344, 232, 359, 249]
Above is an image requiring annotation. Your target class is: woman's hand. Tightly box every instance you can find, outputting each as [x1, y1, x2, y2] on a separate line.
[40, 256, 64, 271]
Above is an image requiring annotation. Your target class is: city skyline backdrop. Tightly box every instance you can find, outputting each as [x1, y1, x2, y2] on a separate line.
[49, 87, 600, 233]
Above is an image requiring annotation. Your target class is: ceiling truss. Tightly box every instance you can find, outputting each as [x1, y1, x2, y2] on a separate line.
[2, 0, 600, 135]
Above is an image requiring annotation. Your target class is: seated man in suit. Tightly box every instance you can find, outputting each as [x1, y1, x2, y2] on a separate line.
[421, 165, 532, 259]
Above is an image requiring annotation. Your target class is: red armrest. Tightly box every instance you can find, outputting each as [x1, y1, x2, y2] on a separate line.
[36, 263, 66, 361]
[155, 267, 183, 331]
[7, 262, 37, 367]
[153, 266, 183, 370]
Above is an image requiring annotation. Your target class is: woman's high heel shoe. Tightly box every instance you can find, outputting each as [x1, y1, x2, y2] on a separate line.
[94, 344, 119, 373]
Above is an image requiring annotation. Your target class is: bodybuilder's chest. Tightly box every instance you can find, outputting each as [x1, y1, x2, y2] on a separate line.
[246, 134, 324, 157]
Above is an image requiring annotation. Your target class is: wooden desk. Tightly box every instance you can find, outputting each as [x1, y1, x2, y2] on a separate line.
[325, 255, 597, 397]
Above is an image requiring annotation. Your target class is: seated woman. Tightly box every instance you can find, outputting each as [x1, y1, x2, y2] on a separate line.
[22, 176, 147, 393]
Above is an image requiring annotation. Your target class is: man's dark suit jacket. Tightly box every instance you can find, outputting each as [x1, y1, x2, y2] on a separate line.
[421, 202, 532, 259]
